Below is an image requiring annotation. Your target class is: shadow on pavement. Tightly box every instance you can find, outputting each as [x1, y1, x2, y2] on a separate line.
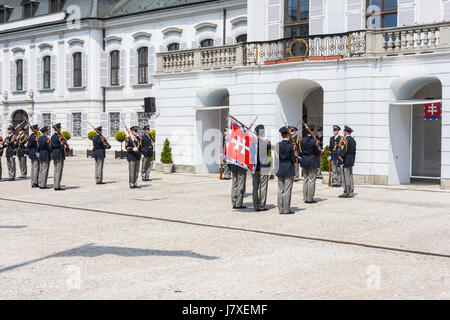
[0, 226, 27, 229]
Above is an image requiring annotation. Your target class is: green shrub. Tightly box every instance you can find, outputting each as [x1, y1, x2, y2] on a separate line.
[115, 131, 127, 151]
[37, 131, 42, 137]
[88, 131, 97, 141]
[160, 138, 173, 164]
[320, 145, 330, 172]
[62, 131, 71, 140]
[150, 130, 156, 161]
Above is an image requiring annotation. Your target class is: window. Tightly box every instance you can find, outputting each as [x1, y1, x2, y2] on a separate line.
[0, 5, 12, 24]
[43, 56, 51, 89]
[72, 113, 81, 137]
[109, 112, 120, 137]
[22, 0, 38, 19]
[110, 50, 120, 86]
[284, 0, 310, 38]
[167, 43, 180, 51]
[73, 52, 82, 87]
[236, 34, 247, 43]
[138, 112, 151, 135]
[137, 47, 148, 84]
[200, 39, 214, 47]
[16, 60, 23, 91]
[49, 0, 64, 13]
[42, 113, 51, 128]
[366, 0, 398, 28]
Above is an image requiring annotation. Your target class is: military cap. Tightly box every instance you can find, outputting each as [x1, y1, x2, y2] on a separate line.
[317, 126, 323, 131]
[31, 124, 39, 131]
[279, 126, 288, 134]
[96, 126, 102, 131]
[130, 125, 139, 132]
[53, 123, 62, 129]
[40, 126, 49, 132]
[143, 125, 150, 131]
[290, 126, 298, 131]
[308, 124, 316, 131]
[333, 125, 341, 131]
[255, 124, 264, 134]
[7, 125, 14, 131]
[344, 125, 353, 133]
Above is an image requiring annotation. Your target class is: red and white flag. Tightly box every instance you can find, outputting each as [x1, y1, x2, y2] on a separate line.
[224, 117, 258, 173]
[424, 102, 442, 120]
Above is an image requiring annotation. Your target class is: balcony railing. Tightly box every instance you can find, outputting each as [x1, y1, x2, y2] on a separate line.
[156, 22, 450, 73]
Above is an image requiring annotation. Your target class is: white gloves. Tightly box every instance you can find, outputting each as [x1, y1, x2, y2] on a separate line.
[133, 147, 138, 152]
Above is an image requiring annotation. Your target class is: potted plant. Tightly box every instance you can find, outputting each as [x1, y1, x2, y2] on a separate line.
[114, 131, 127, 159]
[160, 138, 173, 173]
[87, 130, 97, 158]
[62, 131, 73, 157]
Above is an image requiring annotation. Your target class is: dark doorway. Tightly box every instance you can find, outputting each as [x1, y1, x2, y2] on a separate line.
[12, 110, 29, 134]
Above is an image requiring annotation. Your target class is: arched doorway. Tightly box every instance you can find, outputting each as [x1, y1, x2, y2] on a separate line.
[276, 79, 323, 134]
[195, 86, 230, 173]
[11, 110, 29, 134]
[389, 74, 442, 185]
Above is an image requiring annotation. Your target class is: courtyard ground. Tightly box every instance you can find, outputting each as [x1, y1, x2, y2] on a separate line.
[0, 154, 449, 299]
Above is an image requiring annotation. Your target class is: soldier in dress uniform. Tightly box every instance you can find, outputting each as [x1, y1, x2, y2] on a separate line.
[93, 126, 111, 184]
[17, 127, 28, 179]
[38, 126, 52, 189]
[27, 125, 40, 188]
[329, 125, 343, 187]
[275, 127, 296, 214]
[299, 124, 322, 204]
[290, 126, 301, 181]
[221, 128, 231, 180]
[229, 162, 247, 209]
[51, 123, 68, 191]
[4, 125, 18, 181]
[338, 126, 357, 198]
[140, 125, 154, 182]
[316, 126, 324, 179]
[252, 124, 272, 211]
[125, 126, 142, 189]
[0, 135, 4, 180]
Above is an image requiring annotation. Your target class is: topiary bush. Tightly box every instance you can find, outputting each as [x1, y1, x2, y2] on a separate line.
[37, 131, 42, 137]
[320, 145, 330, 172]
[62, 131, 71, 141]
[115, 131, 127, 151]
[160, 138, 173, 164]
[150, 130, 155, 161]
[88, 131, 97, 141]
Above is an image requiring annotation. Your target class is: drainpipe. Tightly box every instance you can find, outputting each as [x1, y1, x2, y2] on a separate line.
[223, 9, 226, 45]
[102, 28, 106, 113]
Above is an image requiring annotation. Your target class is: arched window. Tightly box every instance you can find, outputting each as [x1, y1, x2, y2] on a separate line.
[137, 47, 148, 84]
[43, 56, 51, 89]
[49, 0, 65, 13]
[16, 59, 23, 91]
[236, 34, 247, 43]
[73, 52, 82, 87]
[167, 43, 180, 52]
[110, 50, 120, 86]
[200, 39, 214, 48]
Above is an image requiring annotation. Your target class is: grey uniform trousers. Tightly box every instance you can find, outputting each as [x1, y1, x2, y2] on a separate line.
[278, 176, 294, 214]
[231, 171, 246, 208]
[343, 167, 354, 195]
[129, 160, 140, 187]
[18, 156, 27, 177]
[53, 159, 64, 189]
[222, 159, 231, 179]
[302, 168, 318, 202]
[95, 158, 104, 183]
[6, 157, 16, 180]
[141, 157, 152, 180]
[39, 160, 50, 188]
[252, 171, 269, 210]
[294, 163, 300, 181]
[331, 159, 342, 186]
[30, 158, 39, 186]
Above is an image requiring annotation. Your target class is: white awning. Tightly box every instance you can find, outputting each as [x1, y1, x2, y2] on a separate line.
[390, 99, 442, 105]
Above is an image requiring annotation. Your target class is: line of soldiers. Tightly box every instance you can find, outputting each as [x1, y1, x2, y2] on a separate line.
[0, 123, 154, 190]
[226, 124, 357, 214]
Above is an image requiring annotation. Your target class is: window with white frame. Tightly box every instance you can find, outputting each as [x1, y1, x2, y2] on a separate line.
[137, 47, 148, 84]
[43, 56, 51, 89]
[137, 112, 151, 135]
[110, 50, 120, 86]
[42, 113, 51, 128]
[73, 52, 82, 87]
[109, 112, 120, 137]
[72, 113, 81, 137]
[16, 59, 23, 91]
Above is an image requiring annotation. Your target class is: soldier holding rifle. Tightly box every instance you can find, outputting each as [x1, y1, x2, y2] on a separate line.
[17, 126, 28, 179]
[0, 135, 4, 180]
[90, 124, 111, 185]
[4, 125, 18, 181]
[290, 126, 301, 181]
[141, 125, 154, 182]
[38, 126, 51, 189]
[338, 126, 357, 198]
[252, 124, 271, 212]
[27, 124, 40, 188]
[51, 123, 68, 191]
[299, 123, 322, 204]
[124, 125, 142, 189]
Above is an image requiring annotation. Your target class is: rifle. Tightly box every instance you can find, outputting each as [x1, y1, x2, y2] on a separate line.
[280, 113, 299, 160]
[87, 121, 111, 149]
[248, 116, 259, 130]
[121, 118, 138, 148]
[302, 120, 323, 154]
[22, 116, 38, 135]
[52, 123, 70, 150]
[14, 120, 27, 131]
[328, 158, 332, 187]
[228, 114, 257, 135]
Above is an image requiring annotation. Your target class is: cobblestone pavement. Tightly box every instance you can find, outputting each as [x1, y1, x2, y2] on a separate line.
[0, 155, 449, 299]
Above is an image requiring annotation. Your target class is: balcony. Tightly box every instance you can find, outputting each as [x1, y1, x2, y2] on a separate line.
[156, 22, 450, 74]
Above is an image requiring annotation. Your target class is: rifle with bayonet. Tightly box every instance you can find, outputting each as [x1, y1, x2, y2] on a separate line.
[121, 118, 138, 148]
[280, 113, 300, 161]
[51, 123, 70, 151]
[22, 115, 38, 135]
[87, 121, 111, 149]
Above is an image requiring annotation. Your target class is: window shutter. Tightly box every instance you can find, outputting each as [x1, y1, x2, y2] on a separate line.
[66, 113, 72, 134]
[120, 112, 127, 132]
[130, 48, 136, 85]
[37, 113, 42, 127]
[148, 46, 155, 83]
[129, 112, 137, 127]
[51, 55, 56, 89]
[10, 61, 14, 91]
[445, 1, 450, 21]
[100, 112, 109, 137]
[36, 57, 42, 89]
[346, 0, 363, 31]
[120, 49, 126, 86]
[51, 113, 57, 134]
[81, 112, 88, 137]
[398, 1, 416, 27]
[23, 59, 28, 90]
[267, 0, 281, 40]
[100, 51, 108, 86]
[82, 51, 87, 87]
[66, 54, 72, 89]
[310, 0, 324, 35]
